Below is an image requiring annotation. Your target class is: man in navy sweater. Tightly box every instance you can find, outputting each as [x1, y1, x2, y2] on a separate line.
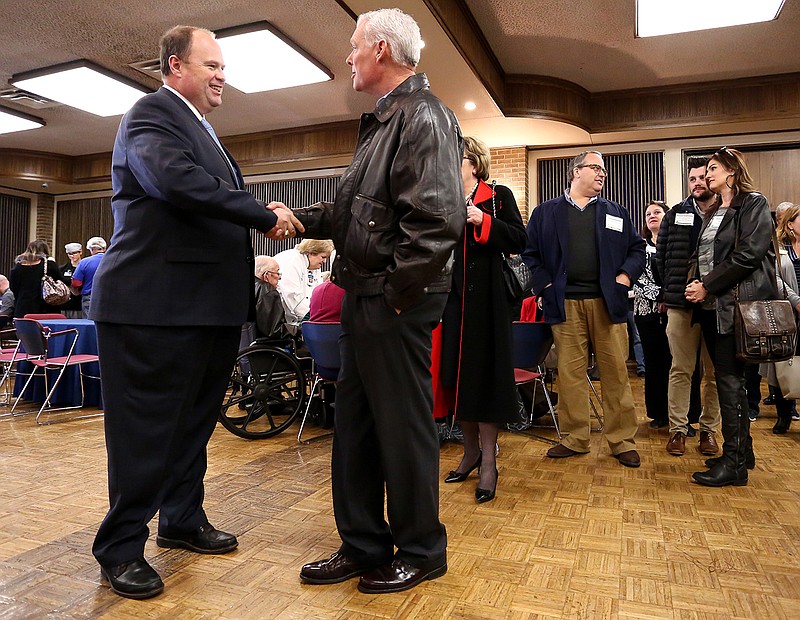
[523, 150, 645, 467]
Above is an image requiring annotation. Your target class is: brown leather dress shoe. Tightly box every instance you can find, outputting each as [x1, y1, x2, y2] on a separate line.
[100, 558, 164, 599]
[666, 432, 685, 456]
[156, 523, 237, 554]
[614, 450, 641, 468]
[358, 558, 447, 594]
[300, 552, 379, 584]
[698, 431, 719, 455]
[546, 443, 582, 458]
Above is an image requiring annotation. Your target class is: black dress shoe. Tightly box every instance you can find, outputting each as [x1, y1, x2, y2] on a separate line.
[475, 468, 498, 503]
[705, 453, 755, 470]
[156, 523, 238, 554]
[299, 551, 381, 584]
[444, 451, 481, 483]
[100, 558, 164, 599]
[358, 558, 447, 594]
[692, 463, 747, 487]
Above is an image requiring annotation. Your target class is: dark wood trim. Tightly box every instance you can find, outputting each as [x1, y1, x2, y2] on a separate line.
[422, 0, 506, 108]
[505, 74, 591, 130]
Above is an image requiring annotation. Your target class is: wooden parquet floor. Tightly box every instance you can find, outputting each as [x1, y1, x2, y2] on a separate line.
[1, 375, 799, 619]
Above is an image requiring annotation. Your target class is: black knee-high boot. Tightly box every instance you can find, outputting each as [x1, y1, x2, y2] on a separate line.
[773, 393, 793, 434]
[694, 402, 749, 486]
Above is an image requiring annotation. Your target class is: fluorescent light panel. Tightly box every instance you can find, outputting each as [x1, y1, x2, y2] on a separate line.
[0, 107, 44, 135]
[217, 24, 332, 93]
[12, 64, 147, 116]
[637, 0, 784, 37]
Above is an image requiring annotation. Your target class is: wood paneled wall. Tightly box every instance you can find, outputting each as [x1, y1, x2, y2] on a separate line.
[54, 197, 114, 264]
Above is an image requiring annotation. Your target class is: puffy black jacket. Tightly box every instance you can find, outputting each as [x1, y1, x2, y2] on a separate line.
[294, 74, 465, 311]
[654, 196, 703, 308]
[696, 192, 777, 334]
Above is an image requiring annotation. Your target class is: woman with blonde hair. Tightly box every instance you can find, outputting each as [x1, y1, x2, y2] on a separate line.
[274, 239, 334, 326]
[440, 136, 526, 503]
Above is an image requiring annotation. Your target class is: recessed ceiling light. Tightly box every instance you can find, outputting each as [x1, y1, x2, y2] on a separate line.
[637, 0, 784, 37]
[464, 101, 477, 111]
[0, 106, 44, 135]
[216, 22, 332, 93]
[11, 61, 148, 117]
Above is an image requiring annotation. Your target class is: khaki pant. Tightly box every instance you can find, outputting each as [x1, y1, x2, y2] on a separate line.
[551, 298, 638, 454]
[666, 307, 720, 434]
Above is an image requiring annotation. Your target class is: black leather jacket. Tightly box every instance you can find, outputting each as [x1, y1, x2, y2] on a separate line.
[696, 192, 777, 334]
[294, 74, 465, 311]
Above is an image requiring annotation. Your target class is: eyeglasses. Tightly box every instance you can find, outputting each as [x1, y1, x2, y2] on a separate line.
[716, 146, 735, 158]
[66, 251, 82, 256]
[463, 156, 476, 163]
[577, 163, 607, 176]
[264, 270, 281, 277]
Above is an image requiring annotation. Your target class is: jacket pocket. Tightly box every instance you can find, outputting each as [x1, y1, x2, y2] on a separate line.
[346, 194, 399, 270]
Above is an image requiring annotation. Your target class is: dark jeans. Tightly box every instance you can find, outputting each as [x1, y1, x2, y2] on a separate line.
[698, 310, 752, 468]
[635, 314, 670, 423]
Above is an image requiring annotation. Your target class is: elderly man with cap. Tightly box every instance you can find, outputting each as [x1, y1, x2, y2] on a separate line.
[71, 236, 107, 318]
[60, 242, 84, 319]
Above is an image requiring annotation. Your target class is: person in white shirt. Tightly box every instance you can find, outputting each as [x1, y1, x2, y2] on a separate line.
[274, 239, 333, 326]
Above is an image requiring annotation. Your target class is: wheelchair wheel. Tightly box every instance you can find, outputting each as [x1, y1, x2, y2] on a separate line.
[219, 344, 306, 439]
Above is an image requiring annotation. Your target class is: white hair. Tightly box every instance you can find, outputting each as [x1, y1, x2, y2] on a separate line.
[776, 201, 795, 215]
[357, 8, 422, 69]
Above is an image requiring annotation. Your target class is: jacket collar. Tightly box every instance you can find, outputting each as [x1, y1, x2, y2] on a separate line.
[373, 73, 430, 122]
[473, 178, 494, 205]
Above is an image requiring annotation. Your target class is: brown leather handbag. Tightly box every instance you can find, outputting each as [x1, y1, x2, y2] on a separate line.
[733, 233, 797, 363]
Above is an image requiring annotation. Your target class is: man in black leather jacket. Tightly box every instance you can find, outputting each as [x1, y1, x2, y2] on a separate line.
[654, 156, 720, 457]
[296, 9, 464, 594]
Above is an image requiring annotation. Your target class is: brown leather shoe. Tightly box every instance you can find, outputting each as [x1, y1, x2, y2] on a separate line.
[666, 432, 685, 456]
[546, 444, 582, 458]
[698, 431, 719, 455]
[358, 558, 447, 594]
[614, 450, 640, 468]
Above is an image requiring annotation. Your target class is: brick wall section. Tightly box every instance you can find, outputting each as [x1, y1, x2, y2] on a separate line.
[35, 194, 55, 246]
[489, 146, 529, 223]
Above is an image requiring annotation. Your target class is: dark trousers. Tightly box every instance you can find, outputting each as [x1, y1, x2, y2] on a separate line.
[635, 314, 670, 424]
[92, 322, 240, 568]
[699, 311, 752, 468]
[333, 293, 447, 570]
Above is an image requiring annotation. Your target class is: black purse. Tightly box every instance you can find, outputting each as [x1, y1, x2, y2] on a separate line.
[733, 231, 797, 363]
[488, 181, 532, 299]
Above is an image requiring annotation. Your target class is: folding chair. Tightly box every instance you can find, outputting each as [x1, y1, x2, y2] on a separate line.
[11, 318, 102, 425]
[0, 327, 27, 409]
[586, 352, 605, 432]
[510, 321, 561, 444]
[298, 321, 342, 444]
[22, 313, 68, 320]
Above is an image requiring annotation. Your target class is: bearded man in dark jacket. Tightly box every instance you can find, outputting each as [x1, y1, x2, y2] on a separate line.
[654, 156, 720, 457]
[294, 9, 464, 595]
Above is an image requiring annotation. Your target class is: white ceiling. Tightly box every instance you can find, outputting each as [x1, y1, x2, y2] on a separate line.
[0, 0, 798, 164]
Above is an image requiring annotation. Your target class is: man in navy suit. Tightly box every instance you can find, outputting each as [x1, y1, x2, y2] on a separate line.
[90, 25, 301, 599]
[523, 150, 645, 468]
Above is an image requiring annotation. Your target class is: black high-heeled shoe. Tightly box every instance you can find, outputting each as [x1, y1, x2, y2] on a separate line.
[444, 452, 481, 483]
[773, 416, 791, 434]
[475, 468, 498, 503]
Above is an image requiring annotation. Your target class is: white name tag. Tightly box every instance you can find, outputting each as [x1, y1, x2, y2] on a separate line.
[675, 213, 695, 226]
[605, 214, 624, 232]
[708, 214, 725, 231]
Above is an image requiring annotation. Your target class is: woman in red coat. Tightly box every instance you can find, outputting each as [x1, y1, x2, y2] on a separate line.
[440, 136, 527, 503]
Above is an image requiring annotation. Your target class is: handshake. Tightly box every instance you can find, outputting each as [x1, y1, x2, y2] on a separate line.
[265, 201, 305, 240]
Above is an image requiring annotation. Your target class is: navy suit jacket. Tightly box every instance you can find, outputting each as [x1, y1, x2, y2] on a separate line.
[91, 87, 276, 326]
[522, 194, 645, 324]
